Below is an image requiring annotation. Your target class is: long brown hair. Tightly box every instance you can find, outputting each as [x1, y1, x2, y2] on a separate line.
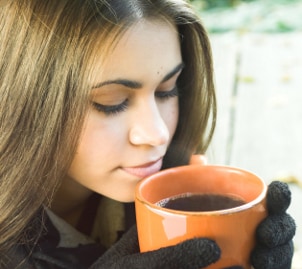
[0, 0, 216, 262]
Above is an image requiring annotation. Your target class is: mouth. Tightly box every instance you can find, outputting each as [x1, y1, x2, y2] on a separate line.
[122, 158, 163, 179]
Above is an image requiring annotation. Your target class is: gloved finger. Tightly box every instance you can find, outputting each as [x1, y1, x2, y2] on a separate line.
[251, 240, 294, 269]
[266, 181, 291, 215]
[256, 213, 296, 248]
[126, 237, 220, 269]
[94, 237, 221, 269]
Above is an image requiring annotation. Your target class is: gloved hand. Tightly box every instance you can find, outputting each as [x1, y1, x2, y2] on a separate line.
[190, 156, 296, 268]
[89, 226, 222, 269]
[251, 181, 296, 269]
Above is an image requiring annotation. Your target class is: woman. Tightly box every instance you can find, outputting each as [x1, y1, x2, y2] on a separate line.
[0, 0, 295, 268]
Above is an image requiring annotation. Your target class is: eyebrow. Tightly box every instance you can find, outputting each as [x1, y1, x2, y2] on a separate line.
[92, 62, 185, 89]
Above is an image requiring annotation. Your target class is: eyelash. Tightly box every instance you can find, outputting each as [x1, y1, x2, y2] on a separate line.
[155, 87, 179, 99]
[92, 87, 179, 116]
[92, 100, 129, 116]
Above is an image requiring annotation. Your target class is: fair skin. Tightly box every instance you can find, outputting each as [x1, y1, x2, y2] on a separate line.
[51, 19, 183, 225]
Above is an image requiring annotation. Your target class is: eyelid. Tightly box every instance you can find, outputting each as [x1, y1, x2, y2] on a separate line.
[92, 99, 129, 116]
[157, 68, 182, 92]
[155, 87, 179, 99]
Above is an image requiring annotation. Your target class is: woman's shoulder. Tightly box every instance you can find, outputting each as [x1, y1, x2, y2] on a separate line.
[1, 208, 101, 269]
[1, 244, 36, 269]
[2, 199, 136, 269]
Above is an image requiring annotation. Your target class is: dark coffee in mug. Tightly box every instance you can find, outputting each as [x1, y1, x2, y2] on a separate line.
[156, 193, 246, 212]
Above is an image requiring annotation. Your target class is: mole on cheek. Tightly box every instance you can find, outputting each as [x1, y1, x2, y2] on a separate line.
[157, 66, 163, 76]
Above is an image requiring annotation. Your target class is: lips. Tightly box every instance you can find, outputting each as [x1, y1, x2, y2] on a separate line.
[122, 158, 163, 178]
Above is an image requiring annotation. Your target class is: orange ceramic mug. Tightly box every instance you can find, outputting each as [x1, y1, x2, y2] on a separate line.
[135, 156, 267, 269]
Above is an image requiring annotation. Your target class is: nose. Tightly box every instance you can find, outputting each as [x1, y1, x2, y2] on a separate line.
[129, 101, 170, 147]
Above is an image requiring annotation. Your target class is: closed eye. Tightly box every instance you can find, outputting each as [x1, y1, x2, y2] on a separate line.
[155, 87, 179, 99]
[92, 99, 129, 116]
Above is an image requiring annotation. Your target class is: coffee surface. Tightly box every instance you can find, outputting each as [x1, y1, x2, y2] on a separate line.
[156, 193, 246, 212]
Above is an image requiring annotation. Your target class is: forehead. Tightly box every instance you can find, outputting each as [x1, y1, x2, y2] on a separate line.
[91, 19, 182, 84]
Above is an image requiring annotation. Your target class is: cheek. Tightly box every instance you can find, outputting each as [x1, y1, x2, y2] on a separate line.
[72, 113, 121, 165]
[162, 99, 179, 138]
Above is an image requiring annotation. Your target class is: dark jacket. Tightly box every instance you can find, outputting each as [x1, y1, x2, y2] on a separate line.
[2, 200, 136, 269]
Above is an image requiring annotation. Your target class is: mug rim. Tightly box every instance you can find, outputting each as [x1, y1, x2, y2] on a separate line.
[135, 164, 267, 216]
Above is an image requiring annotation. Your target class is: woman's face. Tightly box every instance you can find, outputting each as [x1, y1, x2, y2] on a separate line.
[67, 20, 182, 202]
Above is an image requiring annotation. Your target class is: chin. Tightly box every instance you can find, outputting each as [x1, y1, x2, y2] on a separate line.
[117, 195, 135, 203]
[101, 182, 137, 203]
[108, 191, 135, 203]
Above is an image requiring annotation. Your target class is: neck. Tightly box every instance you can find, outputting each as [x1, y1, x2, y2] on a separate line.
[50, 176, 93, 227]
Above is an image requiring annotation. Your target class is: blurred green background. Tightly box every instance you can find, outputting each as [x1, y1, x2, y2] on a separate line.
[189, 0, 302, 33]
[190, 0, 258, 10]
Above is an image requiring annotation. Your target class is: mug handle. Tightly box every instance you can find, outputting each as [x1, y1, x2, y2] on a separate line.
[189, 155, 208, 165]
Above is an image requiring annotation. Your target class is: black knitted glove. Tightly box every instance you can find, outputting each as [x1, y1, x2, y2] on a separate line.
[89, 225, 221, 269]
[251, 181, 296, 269]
